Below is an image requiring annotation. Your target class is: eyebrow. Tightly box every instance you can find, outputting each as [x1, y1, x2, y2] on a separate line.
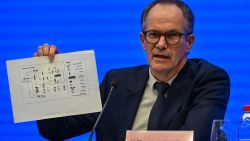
[147, 29, 183, 34]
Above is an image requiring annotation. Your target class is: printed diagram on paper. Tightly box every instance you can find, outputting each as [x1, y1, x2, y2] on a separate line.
[19, 59, 87, 104]
[7, 50, 102, 123]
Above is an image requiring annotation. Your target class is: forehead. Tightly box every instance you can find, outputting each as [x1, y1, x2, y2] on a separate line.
[145, 4, 186, 32]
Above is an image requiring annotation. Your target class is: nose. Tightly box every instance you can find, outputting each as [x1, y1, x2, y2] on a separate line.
[155, 35, 168, 50]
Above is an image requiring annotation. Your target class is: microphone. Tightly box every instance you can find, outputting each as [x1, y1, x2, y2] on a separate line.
[88, 80, 118, 141]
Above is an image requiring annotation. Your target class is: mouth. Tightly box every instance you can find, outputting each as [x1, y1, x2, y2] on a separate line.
[153, 54, 170, 59]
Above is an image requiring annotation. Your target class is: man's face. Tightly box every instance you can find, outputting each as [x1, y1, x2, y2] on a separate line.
[140, 4, 194, 79]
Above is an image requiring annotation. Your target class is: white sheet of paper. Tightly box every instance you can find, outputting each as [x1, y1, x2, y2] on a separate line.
[6, 50, 102, 123]
[126, 130, 194, 141]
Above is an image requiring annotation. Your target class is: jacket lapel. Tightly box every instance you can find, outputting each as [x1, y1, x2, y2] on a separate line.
[159, 78, 192, 129]
[159, 61, 195, 129]
[118, 66, 149, 139]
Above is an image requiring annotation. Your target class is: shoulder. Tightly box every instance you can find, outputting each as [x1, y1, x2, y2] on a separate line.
[101, 65, 149, 86]
[100, 65, 149, 94]
[187, 58, 230, 82]
[188, 58, 227, 73]
[189, 58, 221, 69]
[106, 65, 149, 77]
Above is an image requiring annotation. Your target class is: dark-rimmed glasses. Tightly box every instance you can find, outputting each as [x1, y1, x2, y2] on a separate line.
[143, 30, 186, 45]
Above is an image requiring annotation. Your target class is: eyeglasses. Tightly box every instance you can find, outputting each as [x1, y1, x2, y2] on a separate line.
[143, 30, 186, 45]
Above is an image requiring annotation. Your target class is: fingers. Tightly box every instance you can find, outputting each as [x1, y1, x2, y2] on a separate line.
[38, 46, 43, 56]
[42, 43, 50, 56]
[48, 45, 58, 61]
[35, 43, 59, 61]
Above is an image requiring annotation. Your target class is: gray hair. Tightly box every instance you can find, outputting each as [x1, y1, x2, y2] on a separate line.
[141, 0, 194, 34]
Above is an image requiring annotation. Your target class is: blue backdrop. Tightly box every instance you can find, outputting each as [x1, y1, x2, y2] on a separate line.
[0, 0, 249, 140]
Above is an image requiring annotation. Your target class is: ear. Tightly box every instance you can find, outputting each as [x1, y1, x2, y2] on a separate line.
[186, 34, 195, 53]
[140, 32, 146, 51]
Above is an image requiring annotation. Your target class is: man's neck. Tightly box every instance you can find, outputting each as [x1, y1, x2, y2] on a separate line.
[151, 59, 187, 82]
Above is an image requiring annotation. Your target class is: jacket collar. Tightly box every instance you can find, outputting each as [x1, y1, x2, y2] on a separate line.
[118, 61, 195, 139]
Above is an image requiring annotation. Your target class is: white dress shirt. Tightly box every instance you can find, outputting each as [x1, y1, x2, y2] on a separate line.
[131, 68, 176, 130]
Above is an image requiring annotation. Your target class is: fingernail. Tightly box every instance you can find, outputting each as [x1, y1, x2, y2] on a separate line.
[49, 56, 54, 62]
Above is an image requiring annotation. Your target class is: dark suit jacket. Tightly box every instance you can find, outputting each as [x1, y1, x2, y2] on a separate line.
[37, 59, 230, 141]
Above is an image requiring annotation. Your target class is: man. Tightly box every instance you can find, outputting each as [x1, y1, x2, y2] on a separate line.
[36, 0, 230, 141]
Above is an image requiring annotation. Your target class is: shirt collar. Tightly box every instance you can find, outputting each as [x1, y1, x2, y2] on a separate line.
[148, 68, 177, 90]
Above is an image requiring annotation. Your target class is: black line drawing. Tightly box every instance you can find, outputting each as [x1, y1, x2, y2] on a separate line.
[19, 59, 88, 104]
